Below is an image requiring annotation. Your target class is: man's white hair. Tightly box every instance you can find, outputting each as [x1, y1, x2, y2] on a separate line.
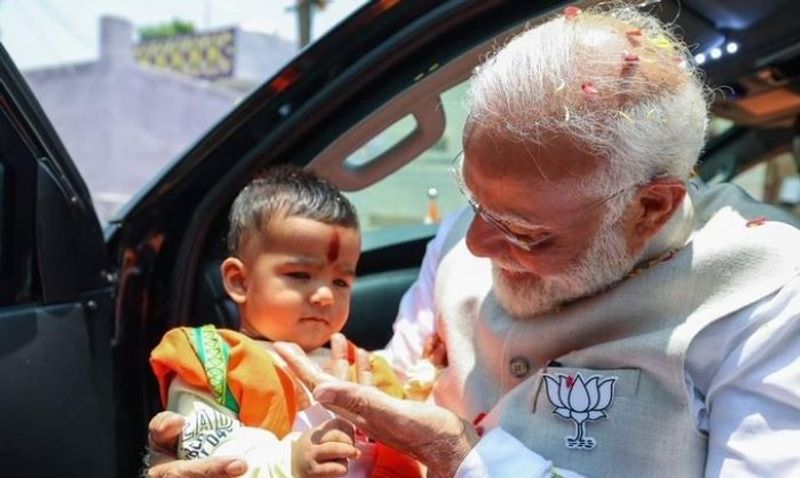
[467, 4, 710, 198]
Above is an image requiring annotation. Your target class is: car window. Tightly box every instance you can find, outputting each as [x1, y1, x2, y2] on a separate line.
[0, 127, 39, 305]
[707, 116, 734, 140]
[2, 1, 366, 224]
[733, 150, 800, 217]
[344, 81, 469, 232]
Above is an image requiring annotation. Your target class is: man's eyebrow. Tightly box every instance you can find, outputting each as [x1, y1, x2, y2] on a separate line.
[465, 181, 546, 228]
[485, 205, 547, 229]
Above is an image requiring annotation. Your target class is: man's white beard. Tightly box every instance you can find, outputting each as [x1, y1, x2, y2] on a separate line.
[492, 210, 643, 319]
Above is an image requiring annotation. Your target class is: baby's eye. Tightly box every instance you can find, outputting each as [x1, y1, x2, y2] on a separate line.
[286, 271, 311, 280]
[333, 279, 351, 289]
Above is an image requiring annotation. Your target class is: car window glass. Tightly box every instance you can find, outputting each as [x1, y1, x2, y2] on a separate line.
[0, 147, 39, 306]
[344, 81, 469, 232]
[708, 116, 734, 140]
[733, 151, 800, 217]
[345, 115, 417, 167]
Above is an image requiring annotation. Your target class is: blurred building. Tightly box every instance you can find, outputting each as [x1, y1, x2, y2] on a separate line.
[22, 16, 296, 223]
[133, 22, 296, 92]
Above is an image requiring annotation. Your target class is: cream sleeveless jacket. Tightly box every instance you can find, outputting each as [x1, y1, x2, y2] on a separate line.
[431, 182, 800, 477]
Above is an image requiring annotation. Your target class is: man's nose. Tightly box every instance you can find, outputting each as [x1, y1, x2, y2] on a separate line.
[309, 285, 334, 307]
[465, 215, 508, 259]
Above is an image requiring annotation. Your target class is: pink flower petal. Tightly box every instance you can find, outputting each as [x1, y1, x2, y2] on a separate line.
[564, 6, 581, 19]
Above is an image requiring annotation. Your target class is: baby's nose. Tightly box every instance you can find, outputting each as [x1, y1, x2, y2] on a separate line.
[310, 285, 334, 306]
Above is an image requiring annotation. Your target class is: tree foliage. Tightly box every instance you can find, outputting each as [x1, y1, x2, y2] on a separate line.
[139, 19, 196, 42]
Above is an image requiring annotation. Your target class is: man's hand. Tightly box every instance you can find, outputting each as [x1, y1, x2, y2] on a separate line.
[146, 411, 248, 478]
[292, 418, 360, 478]
[273, 342, 480, 478]
[328, 333, 373, 385]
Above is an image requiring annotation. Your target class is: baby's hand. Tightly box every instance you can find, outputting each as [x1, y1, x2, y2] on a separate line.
[292, 418, 360, 478]
[328, 333, 374, 386]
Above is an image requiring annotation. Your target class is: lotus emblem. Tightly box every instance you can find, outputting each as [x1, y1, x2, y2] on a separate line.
[542, 373, 616, 450]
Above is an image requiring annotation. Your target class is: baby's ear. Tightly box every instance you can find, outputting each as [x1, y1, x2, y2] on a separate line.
[221, 257, 248, 304]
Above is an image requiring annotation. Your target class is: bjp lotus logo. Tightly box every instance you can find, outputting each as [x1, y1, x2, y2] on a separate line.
[542, 373, 616, 450]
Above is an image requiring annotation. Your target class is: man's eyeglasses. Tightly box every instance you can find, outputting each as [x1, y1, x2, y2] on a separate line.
[449, 151, 646, 252]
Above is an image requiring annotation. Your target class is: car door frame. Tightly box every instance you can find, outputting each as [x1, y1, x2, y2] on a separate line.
[0, 46, 116, 477]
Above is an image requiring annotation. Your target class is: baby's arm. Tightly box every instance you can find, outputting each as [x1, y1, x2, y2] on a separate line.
[167, 377, 295, 476]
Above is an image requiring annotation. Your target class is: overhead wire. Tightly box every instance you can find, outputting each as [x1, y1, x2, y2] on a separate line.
[12, 0, 72, 66]
[35, 0, 94, 49]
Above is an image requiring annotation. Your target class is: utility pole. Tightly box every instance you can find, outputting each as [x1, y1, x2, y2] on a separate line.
[289, 0, 329, 48]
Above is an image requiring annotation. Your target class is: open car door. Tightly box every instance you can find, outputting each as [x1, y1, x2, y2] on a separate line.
[0, 46, 115, 476]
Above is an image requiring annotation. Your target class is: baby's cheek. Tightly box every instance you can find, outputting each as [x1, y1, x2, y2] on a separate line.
[334, 307, 350, 331]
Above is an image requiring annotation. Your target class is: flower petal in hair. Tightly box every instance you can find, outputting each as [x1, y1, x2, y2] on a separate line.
[581, 81, 599, 97]
[564, 6, 581, 19]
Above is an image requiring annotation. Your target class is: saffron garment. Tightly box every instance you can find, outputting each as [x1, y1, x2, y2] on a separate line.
[386, 181, 800, 477]
[151, 325, 421, 478]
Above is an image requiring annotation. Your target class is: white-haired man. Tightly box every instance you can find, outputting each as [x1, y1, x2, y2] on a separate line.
[148, 6, 800, 478]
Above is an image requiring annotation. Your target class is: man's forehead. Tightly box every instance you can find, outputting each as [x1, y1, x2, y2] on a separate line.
[463, 125, 600, 184]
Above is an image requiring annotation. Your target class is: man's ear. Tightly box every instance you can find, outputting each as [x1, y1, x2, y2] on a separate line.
[628, 177, 686, 251]
[221, 257, 248, 304]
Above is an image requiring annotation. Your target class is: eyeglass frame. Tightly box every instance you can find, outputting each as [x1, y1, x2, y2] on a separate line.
[449, 151, 658, 252]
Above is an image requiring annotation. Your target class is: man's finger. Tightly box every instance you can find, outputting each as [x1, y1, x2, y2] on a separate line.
[355, 349, 372, 385]
[358, 370, 374, 387]
[328, 334, 350, 380]
[330, 333, 347, 362]
[147, 456, 248, 478]
[273, 341, 337, 390]
[313, 381, 479, 476]
[147, 411, 185, 453]
[313, 382, 405, 434]
[331, 359, 350, 381]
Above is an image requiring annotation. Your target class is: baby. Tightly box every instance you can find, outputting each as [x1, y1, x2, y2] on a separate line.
[150, 166, 419, 478]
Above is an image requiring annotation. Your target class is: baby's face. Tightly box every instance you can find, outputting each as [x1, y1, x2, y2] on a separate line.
[236, 215, 360, 351]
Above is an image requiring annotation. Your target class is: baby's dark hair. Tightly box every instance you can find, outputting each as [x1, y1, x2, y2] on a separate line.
[227, 165, 359, 256]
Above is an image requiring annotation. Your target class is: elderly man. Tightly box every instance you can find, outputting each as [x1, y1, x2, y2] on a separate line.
[148, 5, 800, 478]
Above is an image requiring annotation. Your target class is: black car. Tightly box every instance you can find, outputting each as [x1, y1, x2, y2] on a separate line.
[2, 0, 799, 476]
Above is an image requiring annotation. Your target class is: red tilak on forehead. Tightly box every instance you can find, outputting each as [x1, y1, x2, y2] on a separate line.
[327, 230, 340, 262]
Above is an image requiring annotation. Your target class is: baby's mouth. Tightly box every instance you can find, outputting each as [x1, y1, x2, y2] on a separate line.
[300, 316, 329, 324]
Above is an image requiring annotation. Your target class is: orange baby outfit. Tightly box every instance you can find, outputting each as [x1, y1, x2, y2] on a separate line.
[150, 325, 421, 478]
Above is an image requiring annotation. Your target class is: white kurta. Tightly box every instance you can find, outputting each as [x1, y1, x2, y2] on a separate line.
[386, 182, 800, 477]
